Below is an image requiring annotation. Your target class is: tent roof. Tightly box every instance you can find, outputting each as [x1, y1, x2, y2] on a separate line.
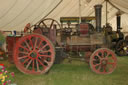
[0, 0, 128, 32]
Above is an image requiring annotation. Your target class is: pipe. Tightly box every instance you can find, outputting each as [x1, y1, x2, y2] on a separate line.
[116, 13, 121, 32]
[94, 4, 102, 32]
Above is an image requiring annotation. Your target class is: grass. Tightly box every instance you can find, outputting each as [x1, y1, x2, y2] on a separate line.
[0, 56, 128, 85]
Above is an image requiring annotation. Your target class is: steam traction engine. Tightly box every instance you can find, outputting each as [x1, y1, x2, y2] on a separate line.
[6, 4, 117, 75]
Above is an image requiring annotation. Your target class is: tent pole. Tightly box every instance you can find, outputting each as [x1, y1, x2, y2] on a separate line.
[106, 0, 108, 24]
[79, 0, 81, 24]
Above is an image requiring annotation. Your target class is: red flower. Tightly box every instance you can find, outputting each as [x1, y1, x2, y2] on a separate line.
[1, 66, 5, 72]
[3, 81, 7, 85]
[0, 64, 4, 66]
[5, 71, 8, 73]
[10, 72, 14, 77]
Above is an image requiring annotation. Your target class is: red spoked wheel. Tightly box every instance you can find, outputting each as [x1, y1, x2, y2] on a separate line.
[89, 48, 117, 74]
[13, 34, 55, 74]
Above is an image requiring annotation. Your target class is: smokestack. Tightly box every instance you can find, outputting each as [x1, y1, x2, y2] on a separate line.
[94, 4, 102, 32]
[116, 13, 121, 32]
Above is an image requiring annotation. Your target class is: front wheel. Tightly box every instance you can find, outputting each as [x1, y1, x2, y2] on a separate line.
[90, 48, 117, 74]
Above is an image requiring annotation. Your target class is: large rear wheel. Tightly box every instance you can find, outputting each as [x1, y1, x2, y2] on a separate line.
[13, 34, 55, 74]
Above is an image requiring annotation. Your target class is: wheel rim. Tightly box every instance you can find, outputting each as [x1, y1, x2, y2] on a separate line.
[13, 34, 55, 74]
[38, 18, 61, 30]
[90, 48, 117, 74]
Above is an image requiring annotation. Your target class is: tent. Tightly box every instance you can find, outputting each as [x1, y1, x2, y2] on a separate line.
[0, 0, 128, 35]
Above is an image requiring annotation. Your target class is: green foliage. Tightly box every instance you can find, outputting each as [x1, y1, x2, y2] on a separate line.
[0, 66, 15, 85]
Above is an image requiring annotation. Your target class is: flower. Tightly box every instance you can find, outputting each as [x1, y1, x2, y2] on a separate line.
[1, 76, 5, 83]
[0, 64, 4, 66]
[3, 81, 7, 85]
[7, 80, 11, 84]
[1, 68, 4, 72]
[5, 71, 7, 74]
[0, 74, 3, 79]
[10, 72, 14, 77]
[0, 66, 15, 85]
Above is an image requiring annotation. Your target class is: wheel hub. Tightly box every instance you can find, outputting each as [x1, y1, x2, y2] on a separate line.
[30, 51, 37, 58]
[101, 59, 107, 65]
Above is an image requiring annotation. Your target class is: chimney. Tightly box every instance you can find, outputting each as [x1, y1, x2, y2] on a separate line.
[94, 4, 102, 32]
[116, 13, 121, 32]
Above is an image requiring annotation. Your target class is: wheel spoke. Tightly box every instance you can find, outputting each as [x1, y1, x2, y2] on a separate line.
[38, 39, 43, 48]
[93, 63, 100, 67]
[44, 60, 50, 66]
[39, 44, 48, 51]
[101, 51, 104, 58]
[39, 50, 51, 54]
[32, 60, 35, 71]
[39, 54, 51, 58]
[105, 52, 110, 60]
[37, 59, 46, 69]
[49, 20, 54, 29]
[26, 59, 33, 69]
[34, 37, 38, 50]
[96, 54, 101, 60]
[24, 40, 31, 50]
[28, 37, 34, 50]
[42, 44, 48, 49]
[22, 58, 30, 64]
[97, 65, 101, 71]
[19, 51, 28, 55]
[19, 45, 29, 52]
[36, 59, 40, 72]
[93, 59, 98, 62]
[41, 21, 48, 28]
[103, 66, 107, 72]
[18, 56, 28, 60]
